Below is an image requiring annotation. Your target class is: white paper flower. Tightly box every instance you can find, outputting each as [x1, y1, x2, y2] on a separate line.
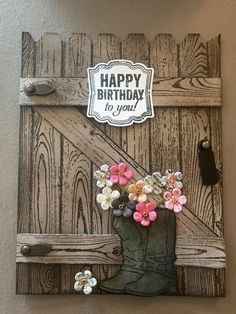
[74, 270, 97, 294]
[96, 187, 120, 210]
[144, 174, 163, 195]
[94, 164, 113, 188]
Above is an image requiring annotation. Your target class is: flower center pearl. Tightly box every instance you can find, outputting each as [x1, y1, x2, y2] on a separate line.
[119, 204, 124, 209]
[118, 171, 123, 176]
[136, 188, 141, 194]
[81, 277, 87, 285]
[106, 197, 111, 202]
[142, 211, 148, 218]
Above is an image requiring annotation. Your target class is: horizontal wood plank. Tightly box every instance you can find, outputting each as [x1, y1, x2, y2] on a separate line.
[20, 77, 222, 107]
[16, 233, 226, 268]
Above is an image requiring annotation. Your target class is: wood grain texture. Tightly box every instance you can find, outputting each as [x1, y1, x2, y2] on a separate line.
[207, 35, 223, 237]
[34, 106, 218, 239]
[17, 33, 63, 294]
[16, 233, 225, 268]
[178, 33, 224, 296]
[61, 33, 95, 293]
[91, 34, 122, 288]
[19, 77, 222, 107]
[121, 34, 150, 171]
[17, 33, 225, 296]
[149, 34, 180, 177]
[16, 32, 35, 294]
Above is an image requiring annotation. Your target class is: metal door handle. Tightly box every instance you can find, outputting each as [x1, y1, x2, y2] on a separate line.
[24, 81, 55, 96]
[20, 243, 52, 256]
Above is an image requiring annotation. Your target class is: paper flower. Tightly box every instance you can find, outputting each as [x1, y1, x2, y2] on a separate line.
[96, 187, 120, 210]
[144, 173, 163, 194]
[164, 188, 187, 213]
[161, 169, 183, 190]
[111, 194, 136, 217]
[133, 202, 157, 227]
[74, 270, 97, 294]
[94, 164, 113, 188]
[109, 163, 133, 186]
[128, 180, 147, 203]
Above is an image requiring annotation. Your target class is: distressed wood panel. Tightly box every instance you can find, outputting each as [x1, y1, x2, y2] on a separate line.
[16, 32, 35, 294]
[149, 34, 179, 176]
[91, 33, 122, 287]
[17, 33, 63, 294]
[19, 77, 222, 107]
[16, 233, 225, 268]
[121, 34, 150, 171]
[207, 35, 223, 237]
[34, 106, 217, 239]
[178, 33, 224, 296]
[179, 34, 214, 231]
[17, 33, 225, 296]
[60, 33, 95, 293]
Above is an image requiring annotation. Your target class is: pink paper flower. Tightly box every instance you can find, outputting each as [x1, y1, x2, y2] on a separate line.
[163, 188, 187, 213]
[109, 163, 133, 186]
[133, 202, 157, 227]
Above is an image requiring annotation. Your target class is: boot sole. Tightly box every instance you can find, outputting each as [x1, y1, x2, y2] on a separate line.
[125, 284, 177, 296]
[99, 285, 124, 294]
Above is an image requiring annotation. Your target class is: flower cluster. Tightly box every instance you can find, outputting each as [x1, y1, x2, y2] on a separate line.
[94, 164, 187, 227]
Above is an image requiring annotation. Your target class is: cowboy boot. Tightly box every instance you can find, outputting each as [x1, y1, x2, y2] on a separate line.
[99, 216, 147, 293]
[125, 208, 177, 296]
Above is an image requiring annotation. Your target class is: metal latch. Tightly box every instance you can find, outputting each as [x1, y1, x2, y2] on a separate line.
[24, 81, 55, 96]
[20, 243, 52, 256]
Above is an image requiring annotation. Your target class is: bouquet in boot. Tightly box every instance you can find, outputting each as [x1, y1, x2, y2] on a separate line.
[75, 162, 187, 296]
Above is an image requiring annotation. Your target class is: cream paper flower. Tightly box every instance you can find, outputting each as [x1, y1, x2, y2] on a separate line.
[96, 187, 120, 210]
[74, 270, 97, 294]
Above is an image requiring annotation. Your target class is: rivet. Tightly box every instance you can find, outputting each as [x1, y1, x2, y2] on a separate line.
[24, 84, 35, 94]
[21, 245, 31, 256]
[202, 141, 210, 149]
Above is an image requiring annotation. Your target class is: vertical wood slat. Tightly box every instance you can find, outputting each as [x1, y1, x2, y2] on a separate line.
[207, 35, 223, 237]
[149, 34, 180, 174]
[21, 33, 62, 294]
[178, 34, 224, 296]
[149, 34, 186, 294]
[60, 33, 93, 293]
[92, 34, 122, 290]
[121, 34, 150, 172]
[16, 32, 35, 294]
[207, 35, 225, 296]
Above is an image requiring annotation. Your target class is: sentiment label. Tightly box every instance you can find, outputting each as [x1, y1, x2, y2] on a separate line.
[87, 60, 154, 127]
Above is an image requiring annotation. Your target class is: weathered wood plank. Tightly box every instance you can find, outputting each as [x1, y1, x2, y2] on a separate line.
[29, 33, 62, 294]
[121, 34, 150, 171]
[207, 34, 221, 77]
[91, 33, 122, 290]
[149, 34, 179, 173]
[178, 33, 225, 296]
[19, 77, 222, 107]
[34, 106, 216, 238]
[207, 35, 223, 237]
[16, 233, 226, 268]
[16, 32, 35, 294]
[179, 34, 214, 231]
[60, 33, 93, 293]
[179, 267, 225, 297]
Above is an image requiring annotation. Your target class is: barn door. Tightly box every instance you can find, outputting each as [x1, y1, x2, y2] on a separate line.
[16, 32, 225, 296]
